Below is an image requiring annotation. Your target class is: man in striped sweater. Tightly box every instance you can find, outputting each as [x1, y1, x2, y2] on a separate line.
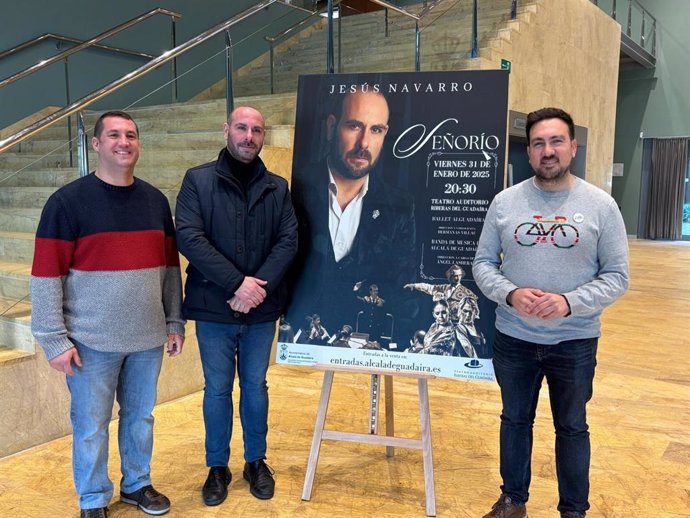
[30, 111, 185, 518]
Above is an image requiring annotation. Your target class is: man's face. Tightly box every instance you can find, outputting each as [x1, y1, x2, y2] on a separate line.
[448, 268, 463, 286]
[91, 116, 140, 170]
[327, 91, 389, 180]
[433, 304, 449, 325]
[369, 286, 378, 297]
[459, 301, 477, 324]
[224, 107, 265, 163]
[527, 118, 577, 183]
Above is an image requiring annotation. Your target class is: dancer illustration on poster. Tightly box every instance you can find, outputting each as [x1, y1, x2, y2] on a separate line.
[404, 264, 487, 358]
[404, 264, 477, 305]
[454, 296, 488, 358]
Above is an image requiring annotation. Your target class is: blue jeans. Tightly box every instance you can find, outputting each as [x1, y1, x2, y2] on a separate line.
[196, 320, 276, 466]
[492, 330, 598, 515]
[66, 342, 164, 510]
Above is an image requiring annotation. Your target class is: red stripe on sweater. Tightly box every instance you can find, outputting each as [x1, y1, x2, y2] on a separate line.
[71, 230, 169, 271]
[165, 236, 181, 267]
[32, 238, 75, 277]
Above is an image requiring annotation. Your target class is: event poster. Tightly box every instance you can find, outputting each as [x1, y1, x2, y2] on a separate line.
[277, 70, 508, 381]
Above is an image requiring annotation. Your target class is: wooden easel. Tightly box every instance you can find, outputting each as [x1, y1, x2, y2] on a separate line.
[301, 366, 437, 516]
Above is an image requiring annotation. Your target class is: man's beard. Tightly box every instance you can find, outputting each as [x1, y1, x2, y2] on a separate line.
[228, 139, 261, 163]
[534, 158, 570, 183]
[328, 139, 377, 180]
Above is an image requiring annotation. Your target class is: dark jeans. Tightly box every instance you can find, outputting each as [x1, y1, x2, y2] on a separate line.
[196, 320, 276, 466]
[492, 329, 598, 515]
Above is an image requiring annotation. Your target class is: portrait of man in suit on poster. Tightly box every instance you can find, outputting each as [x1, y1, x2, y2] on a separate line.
[287, 85, 417, 348]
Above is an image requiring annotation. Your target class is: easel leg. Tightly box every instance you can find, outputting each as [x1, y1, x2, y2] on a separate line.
[302, 370, 334, 501]
[369, 374, 380, 434]
[418, 378, 436, 516]
[384, 374, 395, 457]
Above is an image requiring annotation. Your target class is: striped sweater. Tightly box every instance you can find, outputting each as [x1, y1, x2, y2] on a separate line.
[30, 173, 185, 360]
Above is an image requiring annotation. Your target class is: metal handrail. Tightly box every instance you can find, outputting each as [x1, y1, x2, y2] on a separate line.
[0, 8, 181, 90]
[0, 1, 277, 154]
[0, 33, 154, 62]
[265, 0, 442, 91]
[77, 113, 89, 177]
[265, 1, 343, 92]
[367, 0, 420, 20]
[626, 0, 656, 53]
[591, 0, 656, 57]
[265, 5, 331, 44]
[471, 0, 478, 58]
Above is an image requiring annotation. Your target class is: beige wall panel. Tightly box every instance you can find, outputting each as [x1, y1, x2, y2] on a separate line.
[482, 0, 620, 191]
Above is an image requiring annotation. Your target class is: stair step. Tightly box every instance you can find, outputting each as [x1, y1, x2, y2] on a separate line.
[0, 168, 76, 188]
[0, 261, 31, 300]
[2, 127, 295, 174]
[9, 94, 297, 143]
[0, 294, 33, 353]
[0, 296, 31, 321]
[0, 209, 42, 233]
[0, 344, 33, 363]
[0, 187, 57, 209]
[0, 231, 34, 264]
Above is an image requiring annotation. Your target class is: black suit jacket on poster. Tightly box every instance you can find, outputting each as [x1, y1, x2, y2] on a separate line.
[287, 160, 417, 341]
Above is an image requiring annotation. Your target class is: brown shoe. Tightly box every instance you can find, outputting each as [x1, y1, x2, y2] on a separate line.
[482, 494, 527, 518]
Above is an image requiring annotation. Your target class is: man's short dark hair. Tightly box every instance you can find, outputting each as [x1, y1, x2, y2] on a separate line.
[94, 110, 139, 138]
[526, 107, 574, 141]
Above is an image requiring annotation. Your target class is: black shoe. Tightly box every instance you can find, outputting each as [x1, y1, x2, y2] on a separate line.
[561, 513, 586, 518]
[80, 509, 108, 518]
[243, 459, 275, 500]
[120, 485, 170, 515]
[202, 466, 232, 506]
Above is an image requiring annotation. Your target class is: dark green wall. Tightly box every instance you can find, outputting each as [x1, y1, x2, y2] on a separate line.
[0, 1, 308, 128]
[612, 0, 690, 235]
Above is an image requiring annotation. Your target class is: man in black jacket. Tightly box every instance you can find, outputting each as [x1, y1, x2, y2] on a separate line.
[288, 89, 416, 346]
[175, 106, 297, 506]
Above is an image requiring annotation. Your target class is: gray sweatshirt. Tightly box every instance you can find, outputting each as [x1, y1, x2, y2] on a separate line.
[472, 176, 629, 344]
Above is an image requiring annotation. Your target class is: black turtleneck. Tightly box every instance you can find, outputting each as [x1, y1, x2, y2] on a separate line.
[226, 151, 258, 196]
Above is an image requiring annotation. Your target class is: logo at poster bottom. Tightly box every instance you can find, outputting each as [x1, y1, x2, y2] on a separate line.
[465, 359, 482, 369]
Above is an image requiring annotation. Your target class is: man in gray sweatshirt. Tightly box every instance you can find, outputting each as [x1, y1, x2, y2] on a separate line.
[473, 107, 629, 518]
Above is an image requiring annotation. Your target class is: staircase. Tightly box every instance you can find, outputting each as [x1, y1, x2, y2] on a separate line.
[0, 0, 537, 365]
[199, 0, 537, 98]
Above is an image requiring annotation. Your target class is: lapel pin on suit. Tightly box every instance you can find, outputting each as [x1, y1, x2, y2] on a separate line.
[372, 209, 380, 220]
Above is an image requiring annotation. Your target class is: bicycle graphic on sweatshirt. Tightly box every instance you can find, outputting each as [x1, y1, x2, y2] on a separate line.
[513, 215, 580, 248]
